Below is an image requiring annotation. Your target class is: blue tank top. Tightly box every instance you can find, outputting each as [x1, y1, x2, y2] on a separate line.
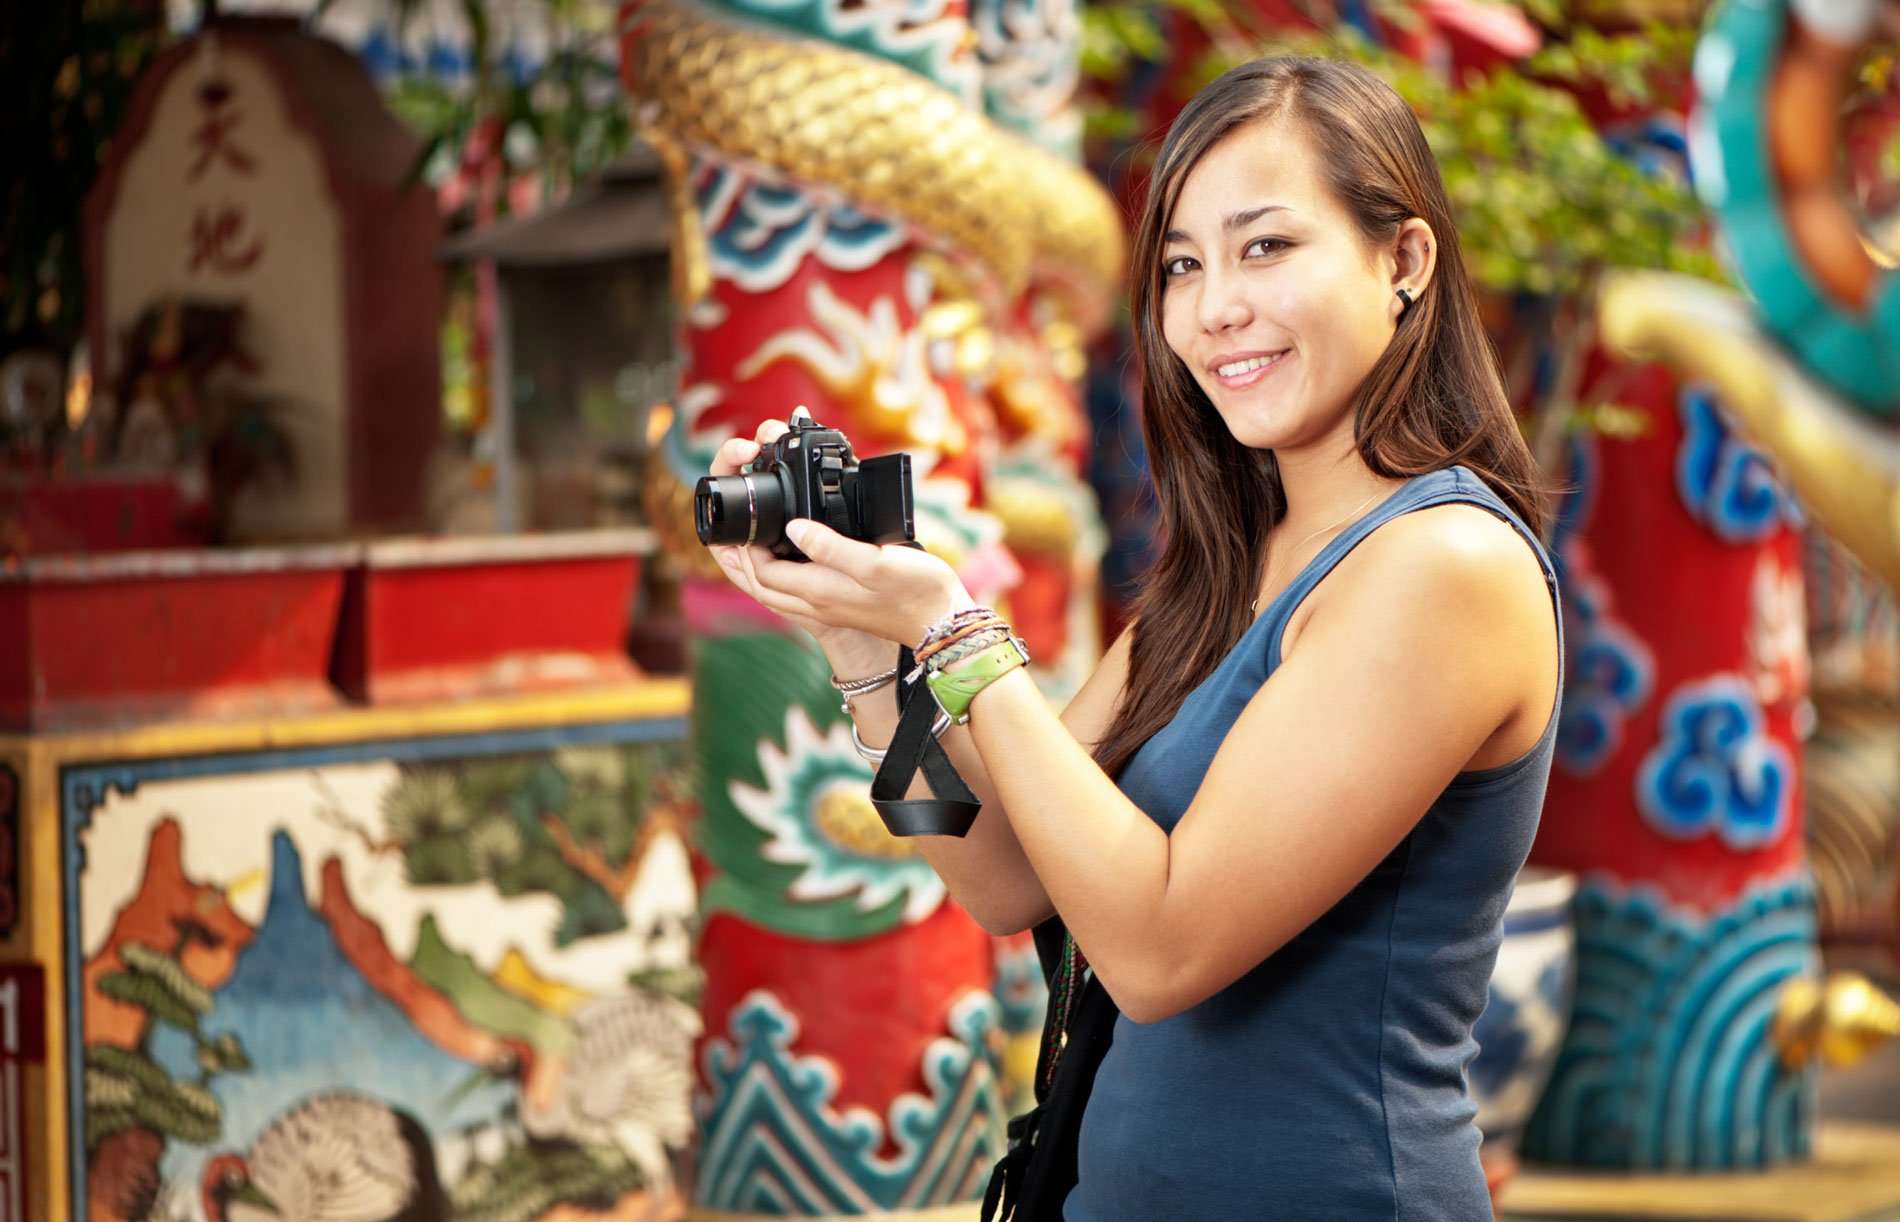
[1066, 466, 1562, 1221]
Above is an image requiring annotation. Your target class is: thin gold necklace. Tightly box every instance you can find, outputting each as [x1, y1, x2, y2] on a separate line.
[1251, 488, 1384, 614]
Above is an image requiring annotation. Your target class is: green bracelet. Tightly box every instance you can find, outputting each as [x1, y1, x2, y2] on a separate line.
[925, 636, 1030, 724]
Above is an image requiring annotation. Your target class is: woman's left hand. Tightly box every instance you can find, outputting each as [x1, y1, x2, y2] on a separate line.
[712, 520, 974, 647]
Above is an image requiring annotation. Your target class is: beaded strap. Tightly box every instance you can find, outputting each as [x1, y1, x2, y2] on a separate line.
[1041, 932, 1090, 1094]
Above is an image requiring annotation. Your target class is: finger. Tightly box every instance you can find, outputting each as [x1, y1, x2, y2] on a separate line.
[712, 546, 759, 597]
[782, 519, 881, 582]
[755, 419, 791, 446]
[711, 436, 762, 476]
[729, 546, 825, 621]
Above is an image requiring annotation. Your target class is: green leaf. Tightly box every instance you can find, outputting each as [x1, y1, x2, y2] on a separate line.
[97, 971, 199, 1035]
[84, 1105, 136, 1151]
[118, 942, 213, 1014]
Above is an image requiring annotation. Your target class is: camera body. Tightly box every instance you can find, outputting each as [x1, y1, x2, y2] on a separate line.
[694, 409, 915, 560]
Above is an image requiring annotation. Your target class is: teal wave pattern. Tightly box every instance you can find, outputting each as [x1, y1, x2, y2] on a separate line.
[1520, 873, 1818, 1169]
[696, 989, 1009, 1213]
[696, 0, 981, 105]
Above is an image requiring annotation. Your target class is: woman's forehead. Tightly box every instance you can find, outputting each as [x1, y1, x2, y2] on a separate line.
[1168, 117, 1332, 234]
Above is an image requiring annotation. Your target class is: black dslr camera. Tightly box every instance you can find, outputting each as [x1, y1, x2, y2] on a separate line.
[694, 407, 916, 561]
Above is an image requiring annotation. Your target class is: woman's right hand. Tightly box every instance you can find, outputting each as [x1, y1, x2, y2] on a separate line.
[708, 420, 897, 677]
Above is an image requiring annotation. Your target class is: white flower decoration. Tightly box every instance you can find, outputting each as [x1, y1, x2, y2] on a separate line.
[730, 708, 947, 924]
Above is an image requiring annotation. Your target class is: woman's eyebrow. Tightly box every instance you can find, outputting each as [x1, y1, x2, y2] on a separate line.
[1164, 203, 1292, 245]
[1222, 203, 1290, 231]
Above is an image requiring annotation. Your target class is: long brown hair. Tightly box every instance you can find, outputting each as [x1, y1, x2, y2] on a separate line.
[1095, 55, 1550, 779]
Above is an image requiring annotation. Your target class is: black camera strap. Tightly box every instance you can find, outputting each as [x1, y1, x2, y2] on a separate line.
[869, 645, 981, 837]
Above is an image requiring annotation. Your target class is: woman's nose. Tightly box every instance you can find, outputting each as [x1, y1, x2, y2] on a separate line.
[1196, 267, 1252, 333]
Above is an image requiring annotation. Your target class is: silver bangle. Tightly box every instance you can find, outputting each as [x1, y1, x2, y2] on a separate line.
[829, 666, 899, 695]
[831, 666, 899, 716]
[850, 712, 952, 764]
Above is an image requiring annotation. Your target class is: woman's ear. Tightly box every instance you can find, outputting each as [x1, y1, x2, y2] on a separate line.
[1393, 217, 1437, 305]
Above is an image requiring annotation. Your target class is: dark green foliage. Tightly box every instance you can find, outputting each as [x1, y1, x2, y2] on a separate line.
[406, 834, 479, 886]
[98, 968, 200, 1036]
[556, 784, 633, 869]
[552, 880, 624, 946]
[493, 842, 579, 898]
[387, 741, 692, 945]
[196, 1030, 251, 1076]
[83, 1042, 230, 1150]
[1079, 3, 1719, 296]
[448, 1138, 645, 1222]
[314, 0, 636, 216]
[627, 963, 705, 1008]
[84, 1104, 137, 1149]
[458, 757, 539, 821]
[383, 767, 472, 843]
[128, 1084, 220, 1145]
[87, 1043, 173, 1093]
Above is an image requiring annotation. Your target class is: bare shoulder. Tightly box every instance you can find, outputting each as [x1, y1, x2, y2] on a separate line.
[1289, 501, 1553, 664]
[1278, 500, 1556, 764]
[1362, 502, 1547, 595]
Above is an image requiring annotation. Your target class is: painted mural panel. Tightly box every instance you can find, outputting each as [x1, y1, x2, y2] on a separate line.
[63, 719, 697, 1222]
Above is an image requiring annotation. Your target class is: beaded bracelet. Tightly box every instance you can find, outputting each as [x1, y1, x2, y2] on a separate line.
[930, 625, 1012, 671]
[914, 615, 1008, 669]
[915, 607, 995, 653]
[908, 607, 1000, 681]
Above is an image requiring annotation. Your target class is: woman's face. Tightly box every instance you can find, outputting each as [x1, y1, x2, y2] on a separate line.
[1159, 116, 1403, 458]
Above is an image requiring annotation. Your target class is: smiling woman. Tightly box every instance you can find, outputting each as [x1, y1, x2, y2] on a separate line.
[709, 55, 1561, 1222]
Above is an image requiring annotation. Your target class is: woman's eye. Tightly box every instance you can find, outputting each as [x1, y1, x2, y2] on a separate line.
[1244, 238, 1286, 258]
[1162, 256, 1197, 277]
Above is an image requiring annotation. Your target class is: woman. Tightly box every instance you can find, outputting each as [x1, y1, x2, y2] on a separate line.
[710, 56, 1560, 1219]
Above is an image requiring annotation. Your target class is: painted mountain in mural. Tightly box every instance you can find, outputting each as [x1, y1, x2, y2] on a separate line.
[83, 818, 256, 1048]
[152, 830, 514, 1218]
[83, 818, 259, 1222]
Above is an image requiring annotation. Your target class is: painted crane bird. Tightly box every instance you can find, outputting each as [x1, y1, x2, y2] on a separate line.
[512, 990, 700, 1194]
[201, 1093, 448, 1222]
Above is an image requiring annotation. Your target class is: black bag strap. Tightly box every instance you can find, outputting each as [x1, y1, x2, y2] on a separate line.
[868, 644, 982, 837]
[981, 924, 1118, 1222]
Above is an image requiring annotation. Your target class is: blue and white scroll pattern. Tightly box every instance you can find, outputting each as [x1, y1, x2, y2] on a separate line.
[698, 163, 908, 297]
[1636, 674, 1793, 850]
[1677, 383, 1801, 544]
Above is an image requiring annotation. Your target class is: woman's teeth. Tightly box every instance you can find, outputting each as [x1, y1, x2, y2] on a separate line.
[1217, 353, 1281, 377]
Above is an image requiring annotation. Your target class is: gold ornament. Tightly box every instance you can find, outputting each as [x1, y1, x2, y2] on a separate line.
[1772, 970, 1900, 1070]
[624, 0, 1124, 326]
[987, 478, 1080, 560]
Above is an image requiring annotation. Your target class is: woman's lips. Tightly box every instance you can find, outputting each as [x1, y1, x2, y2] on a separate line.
[1211, 350, 1288, 388]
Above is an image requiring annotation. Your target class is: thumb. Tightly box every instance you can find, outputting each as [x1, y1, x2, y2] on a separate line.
[784, 519, 857, 570]
[783, 518, 828, 558]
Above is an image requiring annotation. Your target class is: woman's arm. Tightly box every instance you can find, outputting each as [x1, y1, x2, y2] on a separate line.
[754, 505, 1557, 1023]
[843, 625, 1136, 935]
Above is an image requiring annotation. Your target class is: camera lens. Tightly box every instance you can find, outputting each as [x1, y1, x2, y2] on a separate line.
[693, 471, 790, 547]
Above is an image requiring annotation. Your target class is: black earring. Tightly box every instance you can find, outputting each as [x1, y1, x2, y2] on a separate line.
[1396, 288, 1414, 315]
